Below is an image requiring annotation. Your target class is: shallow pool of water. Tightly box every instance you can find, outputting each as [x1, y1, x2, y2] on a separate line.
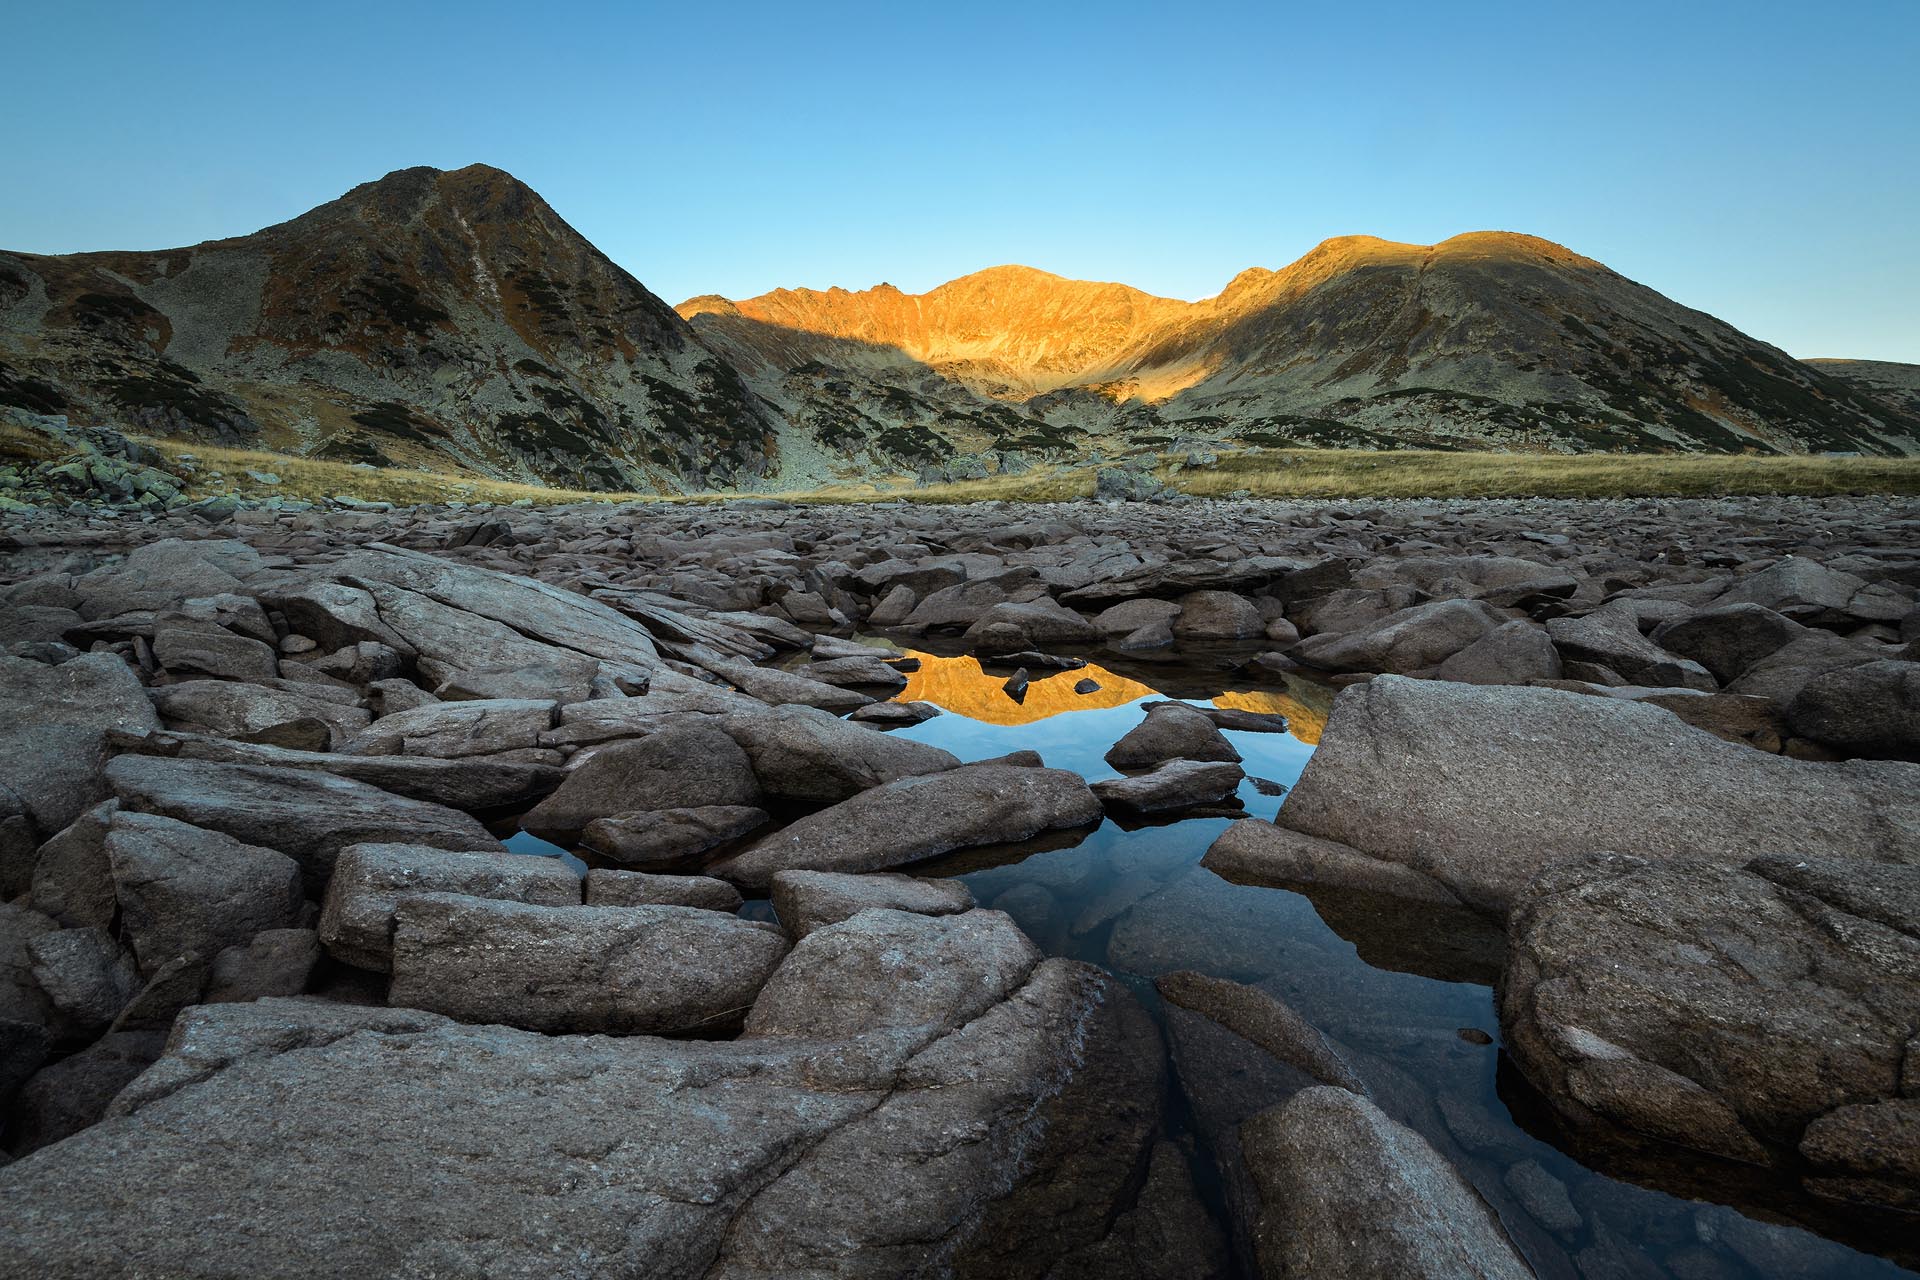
[873, 646, 1917, 1280]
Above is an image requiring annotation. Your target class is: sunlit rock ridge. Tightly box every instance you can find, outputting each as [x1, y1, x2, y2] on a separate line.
[4, 163, 1916, 497]
[686, 232, 1920, 460]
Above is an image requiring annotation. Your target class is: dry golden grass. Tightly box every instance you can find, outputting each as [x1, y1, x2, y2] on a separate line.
[1166, 448, 1920, 499]
[770, 466, 1097, 505]
[0, 419, 71, 465]
[141, 440, 656, 507]
[131, 438, 1920, 508]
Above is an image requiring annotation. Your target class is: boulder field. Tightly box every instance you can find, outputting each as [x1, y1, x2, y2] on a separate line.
[1, 492, 1917, 1275]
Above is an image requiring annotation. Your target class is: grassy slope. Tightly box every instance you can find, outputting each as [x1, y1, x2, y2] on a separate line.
[138, 439, 1920, 507]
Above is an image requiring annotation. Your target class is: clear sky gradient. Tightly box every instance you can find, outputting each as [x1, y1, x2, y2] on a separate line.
[6, 0, 1916, 360]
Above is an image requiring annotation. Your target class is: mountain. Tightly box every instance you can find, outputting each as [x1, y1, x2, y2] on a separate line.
[1804, 358, 1920, 422]
[686, 234, 1920, 460]
[0, 165, 779, 490]
[5, 166, 1913, 496]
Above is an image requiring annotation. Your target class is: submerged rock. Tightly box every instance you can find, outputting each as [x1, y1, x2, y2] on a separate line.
[1242, 1086, 1533, 1280]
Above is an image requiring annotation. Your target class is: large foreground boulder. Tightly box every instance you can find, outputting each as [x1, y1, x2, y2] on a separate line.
[712, 763, 1102, 889]
[0, 954, 1138, 1276]
[1279, 677, 1920, 909]
[1501, 851, 1920, 1209]
[1241, 1087, 1533, 1280]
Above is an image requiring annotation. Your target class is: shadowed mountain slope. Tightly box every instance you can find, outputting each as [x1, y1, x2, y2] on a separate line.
[0, 165, 779, 490]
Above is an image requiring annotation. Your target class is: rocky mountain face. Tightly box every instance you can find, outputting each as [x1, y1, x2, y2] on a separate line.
[0, 166, 779, 490]
[687, 235, 1920, 463]
[5, 164, 1913, 495]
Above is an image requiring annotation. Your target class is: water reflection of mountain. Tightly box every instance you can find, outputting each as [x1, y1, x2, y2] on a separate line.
[891, 650, 1331, 744]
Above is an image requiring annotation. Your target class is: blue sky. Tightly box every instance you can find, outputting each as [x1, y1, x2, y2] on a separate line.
[6, 1, 1916, 360]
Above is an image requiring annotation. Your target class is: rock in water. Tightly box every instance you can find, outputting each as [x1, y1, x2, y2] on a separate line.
[1157, 970, 1364, 1093]
[1241, 1086, 1533, 1280]
[1093, 759, 1245, 815]
[1104, 702, 1240, 768]
[711, 763, 1102, 889]
[1500, 851, 1920, 1208]
[1279, 676, 1920, 910]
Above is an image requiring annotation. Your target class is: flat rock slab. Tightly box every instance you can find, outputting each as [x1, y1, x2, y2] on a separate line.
[769, 870, 975, 937]
[1280, 676, 1920, 910]
[389, 895, 789, 1035]
[105, 755, 503, 893]
[112, 729, 564, 813]
[318, 843, 581, 971]
[713, 763, 1101, 890]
